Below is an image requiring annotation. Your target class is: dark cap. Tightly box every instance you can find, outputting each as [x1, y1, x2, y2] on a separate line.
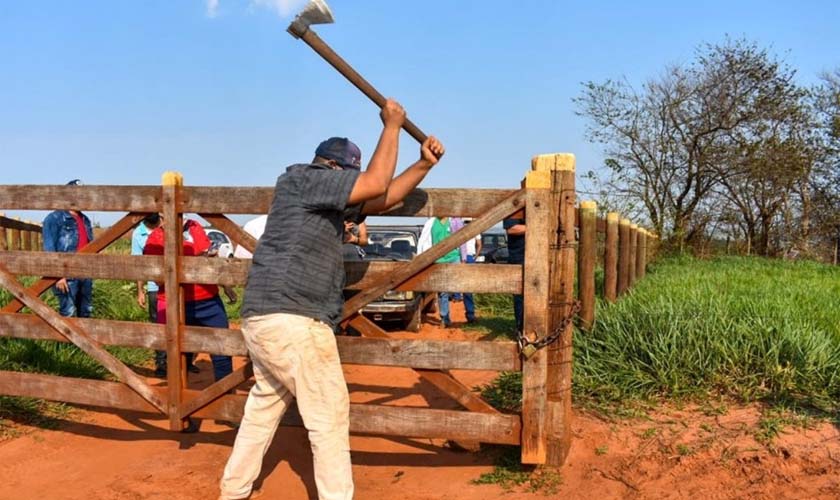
[314, 137, 362, 170]
[143, 213, 161, 226]
[66, 179, 83, 186]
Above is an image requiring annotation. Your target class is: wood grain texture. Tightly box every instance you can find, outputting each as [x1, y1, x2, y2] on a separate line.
[520, 187, 551, 464]
[0, 185, 161, 211]
[628, 225, 638, 289]
[0, 263, 167, 414]
[0, 215, 41, 232]
[161, 174, 186, 431]
[0, 371, 521, 445]
[604, 213, 619, 302]
[578, 203, 597, 329]
[637, 231, 647, 280]
[0, 313, 519, 370]
[617, 219, 631, 296]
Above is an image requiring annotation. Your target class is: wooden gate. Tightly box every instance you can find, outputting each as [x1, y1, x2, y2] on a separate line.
[0, 152, 649, 467]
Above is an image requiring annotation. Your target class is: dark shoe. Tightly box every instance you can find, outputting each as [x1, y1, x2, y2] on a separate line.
[154, 367, 166, 378]
[466, 316, 477, 324]
[187, 364, 200, 374]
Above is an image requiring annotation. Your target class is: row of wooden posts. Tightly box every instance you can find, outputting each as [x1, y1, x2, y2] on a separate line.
[0, 154, 656, 469]
[0, 214, 42, 251]
[576, 204, 658, 330]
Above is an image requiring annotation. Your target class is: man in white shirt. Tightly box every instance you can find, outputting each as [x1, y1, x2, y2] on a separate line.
[233, 215, 268, 259]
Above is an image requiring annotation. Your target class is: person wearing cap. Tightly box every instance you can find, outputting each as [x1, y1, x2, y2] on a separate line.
[220, 99, 445, 500]
[504, 216, 526, 333]
[42, 179, 94, 318]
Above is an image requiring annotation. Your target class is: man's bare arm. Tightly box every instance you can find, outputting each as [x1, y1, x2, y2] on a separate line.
[506, 224, 526, 236]
[362, 136, 445, 215]
[348, 99, 405, 205]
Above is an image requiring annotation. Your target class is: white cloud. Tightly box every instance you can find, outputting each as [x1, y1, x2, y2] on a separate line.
[206, 0, 220, 18]
[250, 0, 309, 17]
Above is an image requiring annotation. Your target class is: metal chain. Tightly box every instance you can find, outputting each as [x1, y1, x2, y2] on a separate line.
[517, 300, 581, 357]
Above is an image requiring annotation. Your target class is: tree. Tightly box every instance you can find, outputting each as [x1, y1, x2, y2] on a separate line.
[576, 38, 814, 253]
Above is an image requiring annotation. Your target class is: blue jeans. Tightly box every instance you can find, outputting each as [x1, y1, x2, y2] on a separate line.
[513, 294, 523, 333]
[463, 255, 476, 321]
[159, 295, 233, 381]
[54, 278, 93, 318]
[438, 292, 451, 326]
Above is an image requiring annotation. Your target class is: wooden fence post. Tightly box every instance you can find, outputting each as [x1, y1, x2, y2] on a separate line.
[540, 153, 576, 466]
[628, 224, 638, 289]
[10, 218, 21, 251]
[578, 201, 596, 329]
[0, 213, 7, 251]
[617, 218, 630, 296]
[520, 168, 552, 465]
[604, 212, 618, 302]
[22, 225, 31, 251]
[637, 229, 647, 280]
[162, 171, 187, 431]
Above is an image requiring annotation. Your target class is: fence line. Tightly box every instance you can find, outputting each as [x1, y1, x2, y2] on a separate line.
[0, 213, 42, 251]
[0, 157, 657, 468]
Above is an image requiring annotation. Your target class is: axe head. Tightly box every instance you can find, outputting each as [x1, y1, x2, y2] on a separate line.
[288, 0, 334, 38]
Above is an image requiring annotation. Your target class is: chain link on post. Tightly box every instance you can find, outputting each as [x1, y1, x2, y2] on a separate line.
[517, 300, 581, 359]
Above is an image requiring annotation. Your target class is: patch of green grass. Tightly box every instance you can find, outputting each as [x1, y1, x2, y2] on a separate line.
[675, 444, 693, 456]
[754, 406, 816, 445]
[473, 446, 562, 494]
[0, 273, 154, 433]
[477, 371, 522, 414]
[595, 445, 608, 455]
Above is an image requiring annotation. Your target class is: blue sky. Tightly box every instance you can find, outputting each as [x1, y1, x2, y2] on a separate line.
[1, 0, 838, 225]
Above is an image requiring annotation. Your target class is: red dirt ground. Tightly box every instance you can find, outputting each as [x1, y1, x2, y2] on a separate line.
[2, 303, 839, 499]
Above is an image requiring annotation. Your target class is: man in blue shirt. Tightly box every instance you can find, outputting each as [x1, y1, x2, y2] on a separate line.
[42, 179, 94, 318]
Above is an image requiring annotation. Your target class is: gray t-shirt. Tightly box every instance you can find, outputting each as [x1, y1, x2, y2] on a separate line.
[241, 163, 363, 328]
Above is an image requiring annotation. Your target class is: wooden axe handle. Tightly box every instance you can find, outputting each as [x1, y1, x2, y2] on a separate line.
[296, 28, 428, 144]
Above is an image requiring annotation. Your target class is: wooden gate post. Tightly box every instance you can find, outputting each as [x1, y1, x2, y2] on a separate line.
[628, 224, 638, 289]
[162, 171, 188, 431]
[578, 201, 596, 329]
[533, 152, 576, 466]
[520, 168, 552, 465]
[637, 229, 647, 280]
[603, 212, 618, 302]
[617, 218, 630, 296]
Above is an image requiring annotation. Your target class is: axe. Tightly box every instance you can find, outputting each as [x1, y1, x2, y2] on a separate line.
[287, 0, 429, 144]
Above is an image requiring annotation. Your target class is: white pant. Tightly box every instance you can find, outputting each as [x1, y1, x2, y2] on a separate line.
[220, 313, 353, 500]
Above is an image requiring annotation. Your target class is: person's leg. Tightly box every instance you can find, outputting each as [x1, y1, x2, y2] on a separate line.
[438, 292, 451, 327]
[54, 281, 76, 317]
[182, 300, 201, 374]
[513, 294, 524, 332]
[464, 255, 477, 322]
[76, 279, 93, 318]
[148, 291, 166, 375]
[221, 313, 353, 500]
[192, 296, 233, 381]
[220, 354, 294, 500]
[295, 320, 354, 500]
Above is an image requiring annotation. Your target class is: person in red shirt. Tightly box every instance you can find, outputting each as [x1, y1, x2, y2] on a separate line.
[143, 219, 233, 381]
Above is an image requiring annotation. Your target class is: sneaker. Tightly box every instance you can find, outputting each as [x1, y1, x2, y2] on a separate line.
[466, 316, 477, 324]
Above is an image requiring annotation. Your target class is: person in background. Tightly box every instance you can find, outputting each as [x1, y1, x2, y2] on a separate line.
[131, 213, 172, 377]
[503, 216, 526, 333]
[461, 218, 481, 323]
[418, 216, 461, 328]
[143, 218, 233, 381]
[233, 215, 268, 259]
[342, 221, 368, 261]
[42, 179, 94, 318]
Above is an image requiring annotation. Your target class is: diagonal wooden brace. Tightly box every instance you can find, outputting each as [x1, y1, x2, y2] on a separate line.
[0, 262, 167, 414]
[2, 212, 147, 314]
[179, 361, 254, 419]
[342, 189, 527, 319]
[346, 315, 497, 450]
[198, 213, 258, 255]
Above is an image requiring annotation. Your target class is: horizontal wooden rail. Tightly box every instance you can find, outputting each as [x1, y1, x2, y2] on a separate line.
[1, 185, 517, 217]
[0, 313, 519, 371]
[0, 251, 522, 293]
[0, 215, 41, 232]
[0, 371, 521, 445]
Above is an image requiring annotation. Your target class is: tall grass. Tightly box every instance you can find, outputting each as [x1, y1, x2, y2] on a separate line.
[479, 256, 840, 415]
[576, 256, 840, 412]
